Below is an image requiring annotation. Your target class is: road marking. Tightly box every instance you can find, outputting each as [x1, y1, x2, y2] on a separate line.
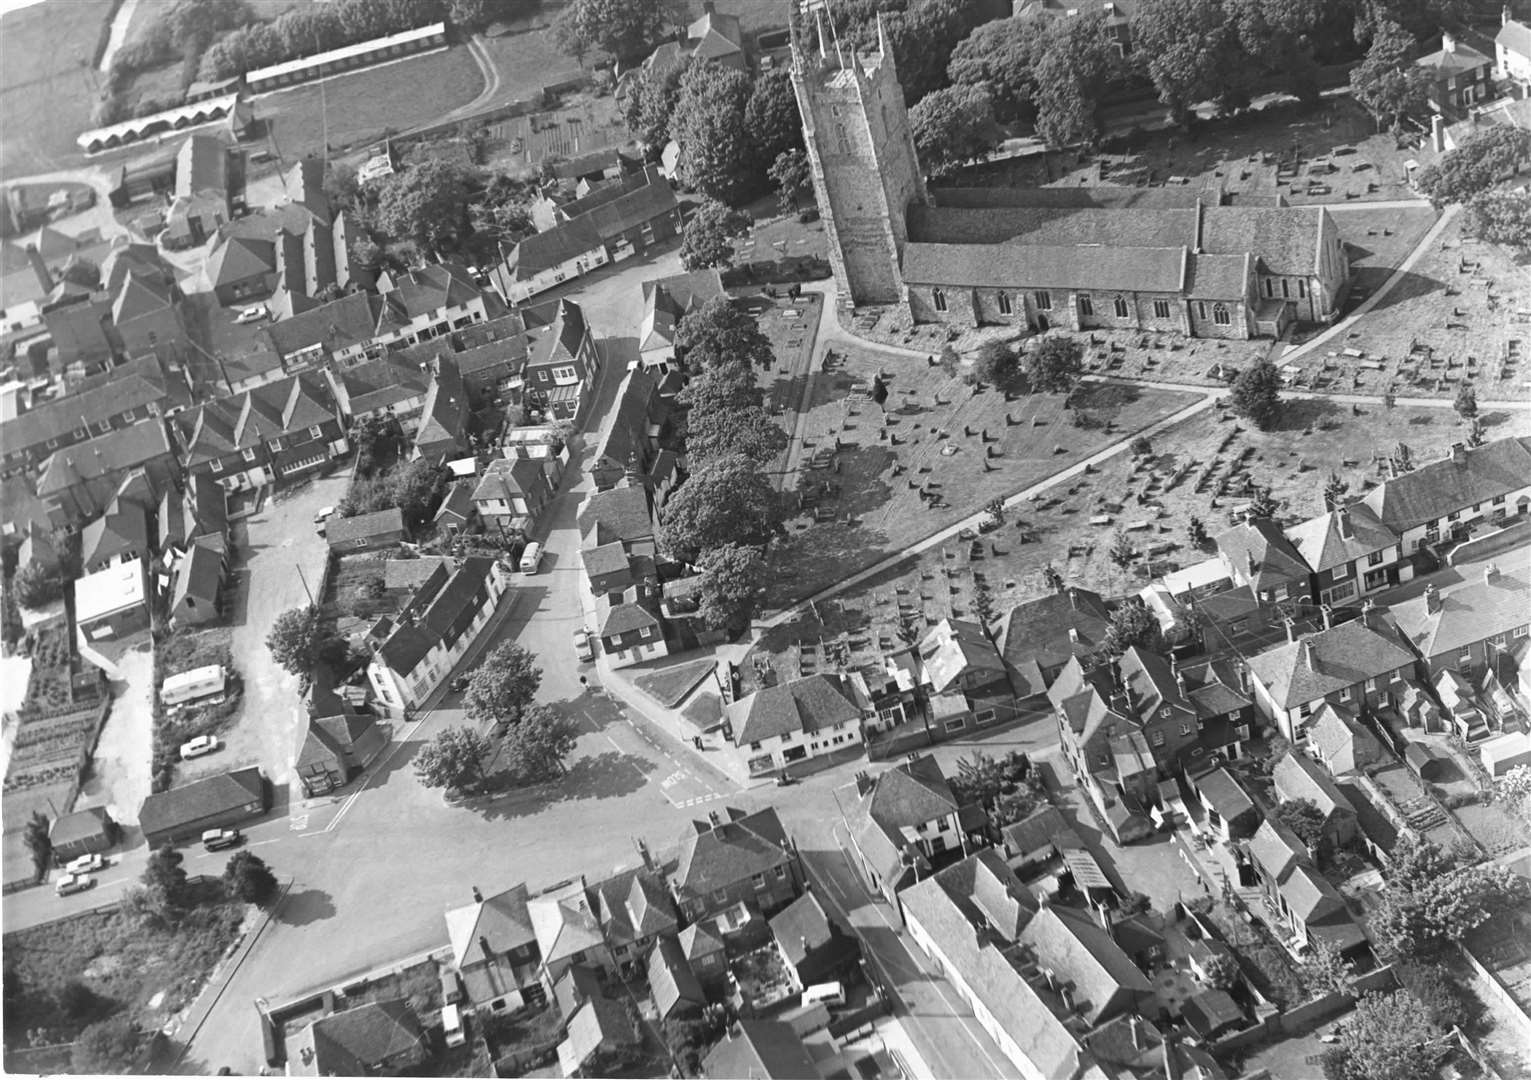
[289, 814, 309, 831]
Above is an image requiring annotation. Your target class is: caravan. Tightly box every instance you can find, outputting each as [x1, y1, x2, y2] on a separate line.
[160, 665, 229, 712]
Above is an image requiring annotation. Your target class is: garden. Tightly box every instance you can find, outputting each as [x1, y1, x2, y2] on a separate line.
[150, 625, 242, 793]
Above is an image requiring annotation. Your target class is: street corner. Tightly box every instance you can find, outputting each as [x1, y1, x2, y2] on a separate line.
[658, 766, 726, 809]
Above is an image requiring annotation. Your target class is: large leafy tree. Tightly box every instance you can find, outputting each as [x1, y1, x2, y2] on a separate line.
[675, 298, 776, 371]
[555, 0, 674, 64]
[12, 561, 63, 609]
[1297, 937, 1357, 998]
[1102, 598, 1164, 657]
[374, 159, 473, 253]
[142, 844, 191, 915]
[22, 811, 51, 883]
[1132, 0, 1241, 124]
[769, 149, 813, 214]
[1273, 799, 1327, 851]
[841, 0, 987, 105]
[947, 15, 1043, 122]
[1416, 127, 1531, 208]
[684, 362, 787, 465]
[909, 84, 1000, 177]
[660, 454, 783, 560]
[619, 60, 690, 148]
[71, 1016, 142, 1074]
[463, 642, 542, 728]
[679, 199, 751, 272]
[744, 69, 804, 169]
[949, 750, 1009, 808]
[1224, 0, 1326, 106]
[1349, 19, 1430, 131]
[266, 607, 347, 679]
[414, 726, 493, 792]
[1335, 991, 1440, 1080]
[671, 62, 758, 204]
[499, 703, 578, 781]
[1370, 835, 1531, 958]
[696, 543, 769, 631]
[1466, 191, 1531, 248]
[972, 340, 1022, 388]
[1230, 359, 1283, 430]
[1032, 10, 1123, 147]
[223, 851, 279, 906]
[1026, 335, 1084, 393]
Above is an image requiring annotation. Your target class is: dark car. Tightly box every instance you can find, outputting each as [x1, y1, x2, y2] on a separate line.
[202, 827, 243, 851]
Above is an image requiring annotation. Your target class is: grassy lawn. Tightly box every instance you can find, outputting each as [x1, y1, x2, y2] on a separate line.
[760, 341, 1199, 608]
[257, 44, 484, 161]
[0, 0, 116, 179]
[681, 690, 723, 730]
[3, 881, 247, 1043]
[477, 22, 583, 107]
[634, 658, 717, 708]
[158, 625, 234, 678]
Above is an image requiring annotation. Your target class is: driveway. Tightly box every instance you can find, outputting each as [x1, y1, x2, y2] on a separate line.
[74, 645, 155, 826]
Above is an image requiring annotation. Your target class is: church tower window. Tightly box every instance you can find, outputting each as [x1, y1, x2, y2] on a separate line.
[932, 287, 947, 312]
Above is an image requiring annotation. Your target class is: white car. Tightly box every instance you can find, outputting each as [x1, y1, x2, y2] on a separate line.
[179, 734, 220, 760]
[235, 305, 268, 324]
[65, 853, 105, 874]
[573, 627, 594, 663]
[55, 872, 95, 897]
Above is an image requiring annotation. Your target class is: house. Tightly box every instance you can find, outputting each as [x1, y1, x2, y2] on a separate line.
[702, 1022, 822, 1080]
[1245, 609, 1419, 740]
[899, 850, 1084, 1080]
[1481, 731, 1531, 777]
[295, 670, 387, 796]
[1017, 903, 1154, 1025]
[473, 456, 557, 533]
[679, 923, 727, 986]
[286, 999, 426, 1076]
[494, 216, 608, 304]
[81, 487, 153, 573]
[1189, 767, 1259, 841]
[579, 485, 657, 555]
[1001, 806, 1083, 872]
[768, 891, 859, 989]
[685, 2, 746, 68]
[557, 995, 640, 1078]
[165, 135, 229, 248]
[325, 507, 407, 553]
[137, 765, 268, 847]
[590, 863, 677, 971]
[1360, 438, 1531, 555]
[1214, 518, 1313, 605]
[1416, 32, 1496, 119]
[727, 673, 871, 778]
[169, 536, 226, 628]
[669, 806, 801, 924]
[997, 587, 1111, 702]
[647, 936, 705, 1021]
[1390, 561, 1530, 681]
[530, 876, 616, 992]
[173, 372, 348, 492]
[595, 595, 669, 668]
[444, 883, 545, 1013]
[1497, 9, 1531, 94]
[1285, 503, 1405, 606]
[159, 472, 229, 558]
[75, 557, 153, 648]
[847, 754, 968, 906]
[1272, 751, 1358, 847]
[1276, 863, 1367, 954]
[111, 269, 188, 362]
[48, 806, 117, 862]
[590, 370, 660, 490]
[637, 270, 724, 373]
[372, 261, 499, 349]
[542, 166, 683, 265]
[37, 419, 178, 526]
[1307, 702, 1383, 776]
[206, 234, 277, 305]
[912, 617, 1018, 740]
[367, 556, 514, 715]
[328, 354, 430, 429]
[413, 355, 470, 462]
[1246, 818, 1310, 908]
[266, 292, 384, 371]
[1183, 989, 1245, 1040]
[522, 298, 599, 422]
[544, 147, 639, 190]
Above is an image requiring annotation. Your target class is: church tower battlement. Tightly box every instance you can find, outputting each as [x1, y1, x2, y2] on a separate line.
[790, 14, 927, 307]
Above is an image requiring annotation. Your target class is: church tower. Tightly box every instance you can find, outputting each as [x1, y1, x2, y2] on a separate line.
[790, 14, 927, 307]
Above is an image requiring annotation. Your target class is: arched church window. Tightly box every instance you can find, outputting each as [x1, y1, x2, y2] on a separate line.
[997, 292, 1012, 315]
[932, 287, 947, 312]
[1213, 303, 1231, 325]
[1113, 295, 1129, 318]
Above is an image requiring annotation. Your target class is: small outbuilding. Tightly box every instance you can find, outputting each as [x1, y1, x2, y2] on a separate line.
[49, 806, 118, 862]
[325, 507, 407, 552]
[138, 766, 269, 847]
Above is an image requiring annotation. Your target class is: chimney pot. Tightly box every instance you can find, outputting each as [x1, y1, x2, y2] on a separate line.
[1441, 31, 1457, 52]
[1302, 639, 1316, 668]
[1451, 442, 1467, 466]
[1486, 562, 1499, 582]
[1424, 584, 1441, 614]
[1320, 604, 1333, 630]
[708, 809, 721, 827]
[1284, 617, 1297, 642]
[1068, 627, 1080, 643]
[472, 885, 483, 902]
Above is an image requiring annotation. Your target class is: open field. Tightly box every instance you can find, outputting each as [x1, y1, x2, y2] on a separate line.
[0, 0, 116, 179]
[256, 44, 484, 162]
[117, 0, 305, 55]
[745, 395, 1531, 688]
[476, 21, 583, 108]
[758, 339, 1201, 610]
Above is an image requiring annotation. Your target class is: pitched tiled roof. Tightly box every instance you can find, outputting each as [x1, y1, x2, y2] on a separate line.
[1248, 817, 1311, 882]
[414, 355, 468, 459]
[1246, 613, 1416, 710]
[266, 292, 380, 358]
[703, 1021, 820, 1080]
[37, 420, 173, 497]
[376, 557, 498, 674]
[175, 134, 228, 198]
[903, 241, 1188, 291]
[2, 355, 172, 458]
[935, 184, 1202, 211]
[577, 486, 654, 544]
[769, 891, 852, 969]
[1417, 38, 1492, 74]
[1391, 562, 1530, 660]
[527, 298, 589, 369]
[1498, 18, 1531, 58]
[301, 1000, 422, 1076]
[338, 355, 430, 415]
[529, 877, 605, 965]
[593, 370, 658, 477]
[509, 216, 605, 278]
[647, 935, 703, 1017]
[325, 507, 405, 546]
[207, 234, 274, 287]
[175, 372, 338, 465]
[138, 766, 263, 838]
[1214, 518, 1311, 591]
[445, 883, 536, 967]
[919, 617, 1006, 693]
[1272, 751, 1354, 820]
[1286, 503, 1397, 573]
[1195, 767, 1256, 822]
[730, 673, 866, 746]
[909, 203, 1193, 248]
[1360, 438, 1531, 532]
[865, 754, 960, 832]
[679, 922, 723, 963]
[382, 261, 481, 319]
[170, 534, 223, 611]
[1002, 806, 1080, 856]
[1184, 252, 1250, 301]
[673, 807, 791, 896]
[1018, 904, 1151, 1024]
[999, 587, 1110, 693]
[599, 597, 662, 637]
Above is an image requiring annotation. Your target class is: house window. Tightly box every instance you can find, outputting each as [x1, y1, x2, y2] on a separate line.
[1448, 75, 1457, 89]
[1339, 687, 1352, 702]
[308, 425, 323, 439]
[1367, 550, 1385, 566]
[1113, 295, 1129, 318]
[1298, 279, 1307, 299]
[975, 709, 995, 725]
[1365, 677, 1378, 692]
[752, 873, 765, 888]
[96, 420, 111, 434]
[1459, 647, 1474, 667]
[242, 447, 257, 462]
[1034, 291, 1052, 311]
[1079, 295, 1094, 317]
[640, 626, 654, 640]
[1213, 303, 1231, 325]
[997, 292, 1012, 315]
[945, 717, 966, 732]
[775, 866, 788, 880]
[270, 437, 285, 452]
[210, 459, 224, 474]
[1151, 731, 1165, 747]
[932, 288, 947, 312]
[750, 741, 762, 751]
[1264, 279, 1274, 297]
[1281, 279, 1290, 299]
[1235, 724, 1250, 741]
[1153, 298, 1171, 319]
[712, 890, 726, 904]
[552, 365, 578, 383]
[1180, 722, 1194, 736]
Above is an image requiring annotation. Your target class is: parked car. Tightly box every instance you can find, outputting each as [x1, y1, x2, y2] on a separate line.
[65, 853, 106, 874]
[450, 673, 472, 693]
[179, 734, 220, 760]
[235, 305, 268, 324]
[572, 627, 594, 663]
[202, 827, 243, 851]
[314, 506, 335, 535]
[55, 872, 95, 896]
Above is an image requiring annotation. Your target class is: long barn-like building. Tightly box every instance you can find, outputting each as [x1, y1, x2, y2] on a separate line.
[789, 18, 1351, 340]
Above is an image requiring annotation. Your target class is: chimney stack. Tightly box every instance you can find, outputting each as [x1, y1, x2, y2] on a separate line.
[708, 809, 721, 827]
[1320, 603, 1333, 630]
[1130, 1014, 1146, 1051]
[471, 884, 483, 903]
[1451, 442, 1467, 466]
[1302, 638, 1316, 669]
[24, 244, 51, 294]
[1336, 507, 1353, 540]
[1441, 31, 1457, 53]
[1431, 115, 1447, 154]
[1068, 627, 1080, 643]
[479, 935, 494, 961]
[855, 770, 874, 797]
[1284, 616, 1297, 642]
[1486, 562, 1500, 583]
[1424, 584, 1441, 614]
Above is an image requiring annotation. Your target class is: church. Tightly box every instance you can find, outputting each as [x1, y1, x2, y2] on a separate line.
[789, 19, 1351, 341]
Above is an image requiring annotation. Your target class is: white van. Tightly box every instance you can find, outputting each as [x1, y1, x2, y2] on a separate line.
[519, 541, 543, 574]
[441, 1002, 466, 1048]
[160, 665, 228, 712]
[801, 981, 845, 1009]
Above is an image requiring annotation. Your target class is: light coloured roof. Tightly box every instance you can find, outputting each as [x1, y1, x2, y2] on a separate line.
[74, 557, 146, 622]
[1390, 561, 1530, 661]
[445, 883, 536, 968]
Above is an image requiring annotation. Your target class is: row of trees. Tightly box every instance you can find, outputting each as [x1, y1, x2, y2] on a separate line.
[199, 0, 448, 81]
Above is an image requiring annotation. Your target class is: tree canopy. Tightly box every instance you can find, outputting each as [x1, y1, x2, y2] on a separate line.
[1416, 127, 1531, 208]
[1102, 598, 1164, 656]
[1334, 991, 1440, 1080]
[1466, 190, 1531, 248]
[770, 149, 813, 214]
[12, 561, 64, 610]
[675, 298, 776, 371]
[265, 607, 348, 679]
[744, 68, 805, 168]
[1230, 359, 1283, 430]
[555, 0, 674, 64]
[1370, 835, 1531, 958]
[1031, 11, 1126, 147]
[1348, 18, 1430, 131]
[1026, 335, 1084, 393]
[414, 726, 493, 792]
[373, 159, 474, 253]
[696, 543, 769, 632]
[223, 851, 279, 906]
[22, 811, 50, 884]
[1273, 799, 1327, 851]
[1133, 0, 1242, 123]
[946, 16, 1043, 122]
[660, 453, 783, 560]
[671, 62, 759, 204]
[463, 642, 542, 728]
[679, 198, 751, 271]
[909, 83, 1001, 177]
[499, 703, 578, 781]
[71, 1015, 141, 1074]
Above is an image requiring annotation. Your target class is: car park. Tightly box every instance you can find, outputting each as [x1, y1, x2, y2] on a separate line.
[179, 734, 221, 760]
[573, 627, 594, 662]
[55, 872, 95, 896]
[65, 853, 106, 874]
[202, 827, 243, 851]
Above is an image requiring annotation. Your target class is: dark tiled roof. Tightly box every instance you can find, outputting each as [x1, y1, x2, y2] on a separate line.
[703, 1022, 821, 1080]
[1272, 751, 1354, 820]
[325, 507, 405, 546]
[37, 420, 173, 497]
[1360, 438, 1531, 532]
[1286, 504, 1398, 573]
[731, 673, 865, 745]
[207, 234, 274, 286]
[769, 891, 847, 968]
[999, 588, 1110, 691]
[1002, 806, 1079, 856]
[266, 292, 380, 358]
[1185, 253, 1250, 300]
[1194, 767, 1256, 823]
[305, 1000, 422, 1075]
[138, 766, 264, 837]
[1246, 613, 1416, 710]
[171, 535, 224, 610]
[509, 217, 605, 278]
[1391, 563, 1531, 660]
[865, 754, 959, 828]
[934, 185, 1204, 210]
[647, 935, 704, 1017]
[1018, 904, 1151, 1025]
[1248, 818, 1309, 882]
[1214, 518, 1311, 592]
[445, 883, 536, 967]
[376, 557, 498, 674]
[577, 486, 654, 544]
[674, 806, 792, 896]
[904, 241, 1187, 292]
